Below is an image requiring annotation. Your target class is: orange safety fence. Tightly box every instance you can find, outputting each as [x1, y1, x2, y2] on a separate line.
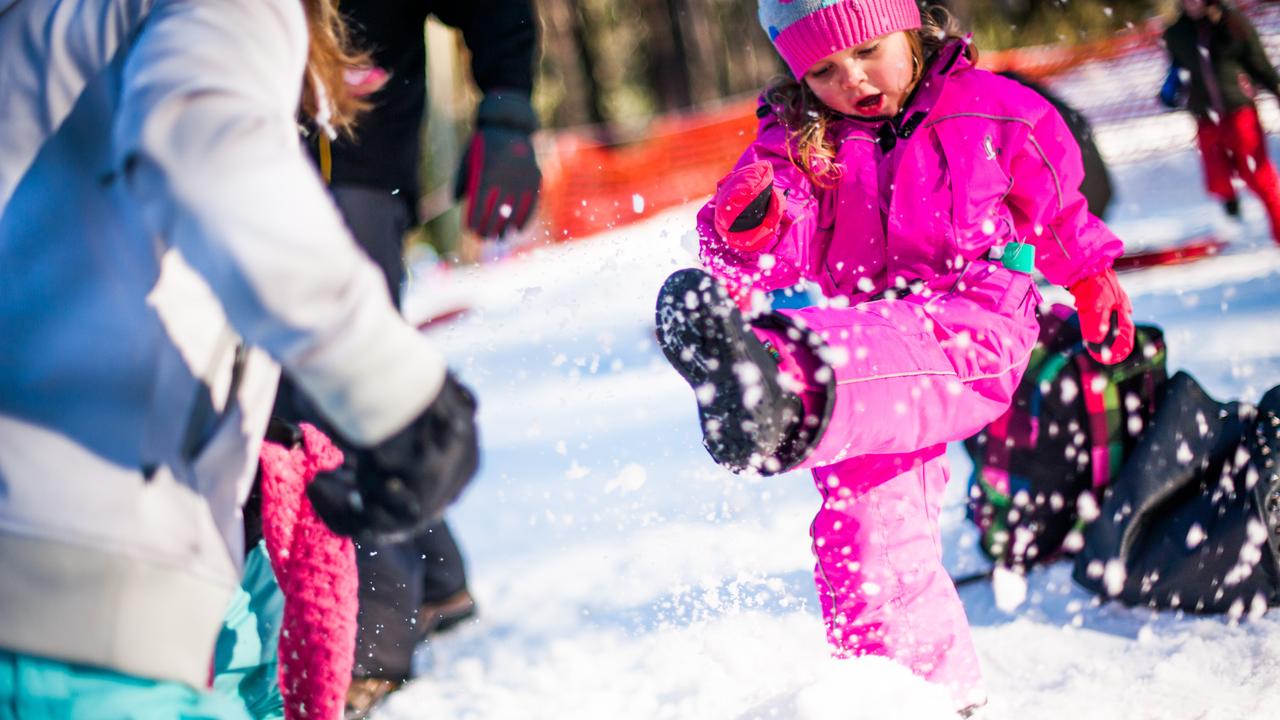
[535, 99, 759, 242]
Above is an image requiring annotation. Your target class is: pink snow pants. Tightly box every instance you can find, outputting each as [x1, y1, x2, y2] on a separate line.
[782, 261, 1040, 709]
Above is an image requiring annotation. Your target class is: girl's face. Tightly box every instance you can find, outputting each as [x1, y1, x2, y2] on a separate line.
[803, 31, 917, 120]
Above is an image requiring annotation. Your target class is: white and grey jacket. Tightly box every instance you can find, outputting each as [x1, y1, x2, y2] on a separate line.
[0, 0, 446, 687]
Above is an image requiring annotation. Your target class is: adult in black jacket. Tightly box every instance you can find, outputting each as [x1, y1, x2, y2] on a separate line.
[279, 1, 541, 717]
[1164, 0, 1280, 241]
[322, 0, 542, 241]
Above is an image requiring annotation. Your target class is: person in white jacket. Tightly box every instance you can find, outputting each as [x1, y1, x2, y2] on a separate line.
[0, 0, 478, 713]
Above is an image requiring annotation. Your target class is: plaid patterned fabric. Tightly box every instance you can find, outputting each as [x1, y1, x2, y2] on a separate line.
[965, 303, 1167, 572]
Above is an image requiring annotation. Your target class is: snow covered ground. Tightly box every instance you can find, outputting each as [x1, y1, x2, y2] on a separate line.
[390, 138, 1280, 720]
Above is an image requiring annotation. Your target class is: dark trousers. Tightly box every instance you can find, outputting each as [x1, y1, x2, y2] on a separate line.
[273, 185, 470, 681]
[351, 522, 468, 679]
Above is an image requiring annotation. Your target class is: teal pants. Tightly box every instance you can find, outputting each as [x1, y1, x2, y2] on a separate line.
[1, 543, 284, 720]
[211, 542, 285, 720]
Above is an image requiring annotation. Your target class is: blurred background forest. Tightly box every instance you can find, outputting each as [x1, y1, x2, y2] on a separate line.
[417, 0, 1177, 254]
[529, 0, 1164, 129]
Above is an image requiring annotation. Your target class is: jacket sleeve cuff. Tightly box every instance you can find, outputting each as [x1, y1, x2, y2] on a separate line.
[476, 90, 539, 133]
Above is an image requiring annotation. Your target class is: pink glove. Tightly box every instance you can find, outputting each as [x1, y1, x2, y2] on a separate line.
[1069, 268, 1135, 365]
[713, 160, 784, 253]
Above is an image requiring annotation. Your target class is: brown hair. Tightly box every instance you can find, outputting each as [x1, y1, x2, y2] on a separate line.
[761, 5, 977, 187]
[299, 0, 373, 136]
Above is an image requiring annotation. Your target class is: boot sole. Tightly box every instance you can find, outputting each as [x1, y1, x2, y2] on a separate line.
[655, 269, 777, 471]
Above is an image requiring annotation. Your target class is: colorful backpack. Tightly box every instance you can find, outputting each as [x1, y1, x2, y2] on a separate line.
[964, 303, 1168, 573]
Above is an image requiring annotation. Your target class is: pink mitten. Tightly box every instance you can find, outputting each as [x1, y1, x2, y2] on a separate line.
[713, 160, 784, 253]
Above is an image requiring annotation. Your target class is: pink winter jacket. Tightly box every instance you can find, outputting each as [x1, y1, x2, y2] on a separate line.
[698, 41, 1124, 302]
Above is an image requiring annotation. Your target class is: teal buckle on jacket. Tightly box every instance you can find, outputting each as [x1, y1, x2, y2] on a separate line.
[1001, 241, 1036, 273]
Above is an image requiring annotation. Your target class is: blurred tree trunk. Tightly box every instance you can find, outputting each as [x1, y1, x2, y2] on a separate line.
[419, 21, 467, 255]
[669, 0, 724, 104]
[568, 0, 609, 125]
[640, 0, 693, 111]
[938, 0, 972, 26]
[716, 0, 785, 96]
[538, 0, 608, 126]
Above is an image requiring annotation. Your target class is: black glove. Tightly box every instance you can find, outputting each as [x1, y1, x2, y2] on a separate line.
[307, 372, 480, 540]
[456, 90, 542, 239]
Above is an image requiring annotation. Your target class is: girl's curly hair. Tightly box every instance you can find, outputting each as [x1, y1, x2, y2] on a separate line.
[761, 5, 976, 187]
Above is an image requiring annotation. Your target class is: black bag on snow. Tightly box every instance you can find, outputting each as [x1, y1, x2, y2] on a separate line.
[965, 303, 1167, 573]
[1072, 372, 1280, 614]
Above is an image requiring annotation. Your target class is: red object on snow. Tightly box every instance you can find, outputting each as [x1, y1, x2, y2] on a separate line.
[416, 306, 470, 331]
[1113, 235, 1227, 271]
[259, 424, 358, 720]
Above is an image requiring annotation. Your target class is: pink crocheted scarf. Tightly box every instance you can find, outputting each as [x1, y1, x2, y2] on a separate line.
[258, 424, 358, 720]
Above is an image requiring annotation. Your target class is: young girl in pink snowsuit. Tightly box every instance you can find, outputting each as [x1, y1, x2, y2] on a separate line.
[655, 1, 1136, 712]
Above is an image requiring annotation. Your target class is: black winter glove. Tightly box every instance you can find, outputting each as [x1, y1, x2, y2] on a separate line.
[307, 372, 480, 540]
[456, 90, 542, 238]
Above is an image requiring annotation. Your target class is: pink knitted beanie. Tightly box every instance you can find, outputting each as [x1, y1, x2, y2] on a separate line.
[259, 424, 358, 720]
[758, 0, 922, 77]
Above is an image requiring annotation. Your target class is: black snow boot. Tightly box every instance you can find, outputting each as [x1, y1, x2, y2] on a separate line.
[656, 268, 810, 475]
